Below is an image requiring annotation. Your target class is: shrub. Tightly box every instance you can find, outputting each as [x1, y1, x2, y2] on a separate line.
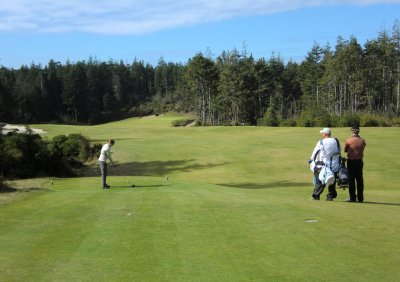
[256, 118, 265, 126]
[297, 111, 315, 127]
[313, 113, 332, 127]
[264, 109, 279, 126]
[391, 116, 400, 127]
[51, 134, 94, 161]
[280, 118, 297, 127]
[0, 132, 101, 179]
[359, 114, 393, 127]
[377, 116, 391, 127]
[89, 143, 103, 159]
[258, 108, 279, 126]
[171, 119, 195, 127]
[0, 133, 45, 178]
[64, 134, 90, 160]
[0, 133, 50, 178]
[0, 177, 6, 192]
[333, 114, 360, 127]
[360, 114, 380, 127]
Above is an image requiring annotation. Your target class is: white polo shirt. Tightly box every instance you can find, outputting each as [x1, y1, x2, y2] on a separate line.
[98, 143, 114, 163]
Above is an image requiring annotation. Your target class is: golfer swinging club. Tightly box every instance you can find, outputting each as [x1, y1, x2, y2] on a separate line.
[99, 139, 116, 189]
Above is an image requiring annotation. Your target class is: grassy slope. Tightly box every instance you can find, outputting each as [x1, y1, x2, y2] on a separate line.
[0, 114, 399, 281]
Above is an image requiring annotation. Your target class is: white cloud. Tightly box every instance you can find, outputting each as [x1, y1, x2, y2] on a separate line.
[0, 0, 399, 34]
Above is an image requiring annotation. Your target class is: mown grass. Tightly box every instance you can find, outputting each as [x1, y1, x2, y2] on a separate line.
[0, 114, 399, 281]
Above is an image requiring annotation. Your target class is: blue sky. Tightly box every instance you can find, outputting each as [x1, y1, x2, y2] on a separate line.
[1, 0, 400, 68]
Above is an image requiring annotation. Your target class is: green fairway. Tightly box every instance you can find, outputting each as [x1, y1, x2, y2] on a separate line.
[1, 114, 399, 281]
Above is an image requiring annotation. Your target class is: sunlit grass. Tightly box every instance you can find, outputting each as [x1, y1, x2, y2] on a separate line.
[1, 115, 399, 281]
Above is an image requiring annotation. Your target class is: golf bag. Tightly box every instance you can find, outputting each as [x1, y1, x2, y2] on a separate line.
[309, 138, 341, 186]
[319, 166, 335, 186]
[309, 154, 325, 185]
[337, 157, 350, 189]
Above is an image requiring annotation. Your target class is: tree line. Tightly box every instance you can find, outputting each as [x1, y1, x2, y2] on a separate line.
[1, 21, 399, 126]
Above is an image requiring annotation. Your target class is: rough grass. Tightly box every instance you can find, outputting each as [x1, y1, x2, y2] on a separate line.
[0, 114, 399, 281]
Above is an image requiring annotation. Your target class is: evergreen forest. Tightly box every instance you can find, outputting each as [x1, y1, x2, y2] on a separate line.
[1, 21, 400, 127]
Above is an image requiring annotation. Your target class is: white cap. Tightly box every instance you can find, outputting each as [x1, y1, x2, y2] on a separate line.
[319, 128, 331, 134]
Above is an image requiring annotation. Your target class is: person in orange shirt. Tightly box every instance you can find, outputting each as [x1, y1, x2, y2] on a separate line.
[344, 125, 366, 203]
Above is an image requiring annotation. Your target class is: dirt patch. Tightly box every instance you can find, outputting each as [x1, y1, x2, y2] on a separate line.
[2, 124, 46, 135]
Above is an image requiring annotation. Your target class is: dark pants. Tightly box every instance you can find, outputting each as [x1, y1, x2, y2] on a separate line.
[99, 161, 107, 188]
[312, 169, 337, 200]
[347, 159, 364, 202]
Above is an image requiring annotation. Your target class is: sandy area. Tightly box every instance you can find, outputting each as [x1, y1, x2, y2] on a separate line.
[1, 124, 46, 135]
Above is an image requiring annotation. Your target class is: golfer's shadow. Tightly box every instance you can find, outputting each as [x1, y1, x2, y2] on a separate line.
[110, 184, 168, 188]
[351, 201, 400, 207]
[217, 181, 310, 189]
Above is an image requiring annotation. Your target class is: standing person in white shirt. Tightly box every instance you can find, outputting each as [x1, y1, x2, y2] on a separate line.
[98, 139, 116, 189]
[309, 128, 341, 201]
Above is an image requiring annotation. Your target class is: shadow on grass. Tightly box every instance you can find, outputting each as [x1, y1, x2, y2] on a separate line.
[84, 159, 229, 177]
[217, 181, 310, 189]
[90, 137, 145, 142]
[109, 184, 168, 189]
[351, 201, 400, 207]
[0, 186, 48, 193]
